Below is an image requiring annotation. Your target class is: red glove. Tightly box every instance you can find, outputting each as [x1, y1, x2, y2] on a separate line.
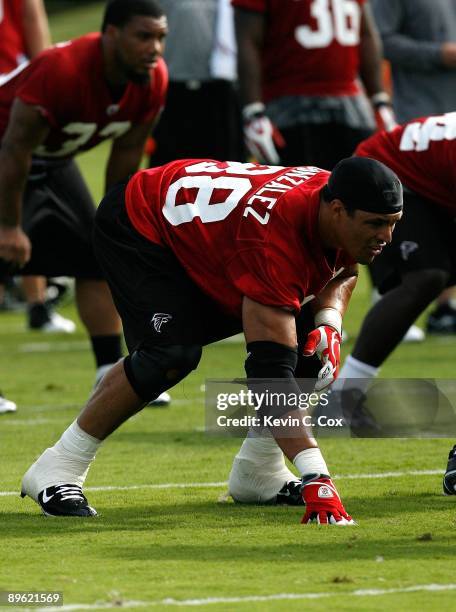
[301, 475, 355, 525]
[243, 102, 285, 165]
[303, 326, 341, 391]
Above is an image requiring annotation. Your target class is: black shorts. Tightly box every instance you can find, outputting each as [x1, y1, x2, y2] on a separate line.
[0, 159, 103, 281]
[149, 79, 244, 165]
[94, 182, 322, 379]
[93, 183, 242, 352]
[278, 122, 373, 170]
[370, 190, 456, 294]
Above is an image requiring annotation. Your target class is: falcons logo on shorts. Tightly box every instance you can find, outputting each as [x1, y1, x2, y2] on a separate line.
[151, 313, 172, 333]
[400, 241, 419, 261]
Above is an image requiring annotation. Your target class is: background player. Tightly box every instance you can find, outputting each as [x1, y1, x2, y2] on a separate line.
[331, 112, 456, 490]
[0, 0, 169, 404]
[0, 0, 75, 335]
[21, 156, 402, 523]
[232, 0, 396, 168]
[0, 0, 53, 414]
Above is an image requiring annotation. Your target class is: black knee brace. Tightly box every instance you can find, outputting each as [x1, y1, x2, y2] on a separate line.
[124, 344, 202, 401]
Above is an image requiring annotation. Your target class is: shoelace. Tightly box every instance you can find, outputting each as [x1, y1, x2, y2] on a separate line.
[54, 485, 85, 502]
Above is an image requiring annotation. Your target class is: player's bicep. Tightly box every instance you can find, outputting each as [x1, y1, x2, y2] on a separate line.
[1, 99, 49, 155]
[242, 296, 297, 347]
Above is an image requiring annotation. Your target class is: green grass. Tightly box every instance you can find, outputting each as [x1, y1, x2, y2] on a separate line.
[1, 282, 456, 611]
[1, 5, 455, 611]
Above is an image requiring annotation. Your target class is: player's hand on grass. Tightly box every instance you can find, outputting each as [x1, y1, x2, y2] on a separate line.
[0, 225, 31, 267]
[243, 102, 285, 165]
[302, 325, 341, 391]
[301, 474, 355, 525]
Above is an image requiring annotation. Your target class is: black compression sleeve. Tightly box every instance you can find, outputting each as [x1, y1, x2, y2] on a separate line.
[245, 341, 298, 379]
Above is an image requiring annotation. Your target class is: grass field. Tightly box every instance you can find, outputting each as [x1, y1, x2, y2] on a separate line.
[1, 3, 456, 611]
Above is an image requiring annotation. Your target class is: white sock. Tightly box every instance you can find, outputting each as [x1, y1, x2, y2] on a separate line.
[236, 431, 283, 465]
[293, 447, 329, 477]
[56, 420, 101, 463]
[332, 355, 379, 394]
[23, 422, 102, 496]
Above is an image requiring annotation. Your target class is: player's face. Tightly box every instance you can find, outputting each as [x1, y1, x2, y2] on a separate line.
[338, 208, 403, 264]
[113, 15, 168, 84]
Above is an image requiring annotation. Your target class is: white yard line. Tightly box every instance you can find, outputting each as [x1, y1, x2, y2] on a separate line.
[24, 583, 456, 611]
[0, 469, 443, 497]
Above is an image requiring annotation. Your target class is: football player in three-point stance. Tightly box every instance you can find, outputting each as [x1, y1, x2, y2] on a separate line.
[21, 155, 403, 523]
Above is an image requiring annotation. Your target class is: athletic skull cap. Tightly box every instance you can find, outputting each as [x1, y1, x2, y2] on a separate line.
[323, 157, 403, 214]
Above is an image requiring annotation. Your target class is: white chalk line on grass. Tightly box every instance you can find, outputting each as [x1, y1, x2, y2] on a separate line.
[0, 469, 443, 497]
[22, 583, 456, 611]
[2, 398, 198, 419]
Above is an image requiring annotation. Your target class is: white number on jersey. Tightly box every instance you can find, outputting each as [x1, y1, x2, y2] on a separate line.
[163, 162, 291, 226]
[184, 160, 283, 176]
[163, 175, 252, 226]
[35, 121, 132, 157]
[399, 113, 456, 152]
[295, 0, 360, 49]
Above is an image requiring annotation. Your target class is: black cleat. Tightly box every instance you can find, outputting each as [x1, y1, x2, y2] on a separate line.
[24, 484, 97, 517]
[314, 388, 382, 437]
[427, 303, 456, 335]
[443, 446, 456, 495]
[276, 480, 305, 506]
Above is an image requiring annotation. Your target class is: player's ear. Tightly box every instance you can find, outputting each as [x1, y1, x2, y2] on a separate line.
[104, 23, 120, 40]
[328, 198, 346, 219]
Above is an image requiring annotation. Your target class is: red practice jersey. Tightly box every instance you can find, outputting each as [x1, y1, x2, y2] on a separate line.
[0, 33, 168, 158]
[0, 0, 26, 74]
[231, 0, 366, 101]
[356, 113, 456, 216]
[126, 159, 353, 317]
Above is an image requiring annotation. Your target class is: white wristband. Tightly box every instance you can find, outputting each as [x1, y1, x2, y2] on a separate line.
[314, 308, 342, 335]
[371, 91, 391, 107]
[242, 101, 266, 121]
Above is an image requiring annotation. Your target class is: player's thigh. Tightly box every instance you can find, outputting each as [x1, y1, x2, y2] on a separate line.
[93, 183, 242, 352]
[370, 191, 453, 294]
[16, 160, 102, 279]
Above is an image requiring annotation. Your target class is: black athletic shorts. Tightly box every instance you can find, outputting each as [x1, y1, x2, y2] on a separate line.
[0, 159, 103, 281]
[278, 122, 373, 170]
[94, 181, 321, 378]
[370, 189, 456, 294]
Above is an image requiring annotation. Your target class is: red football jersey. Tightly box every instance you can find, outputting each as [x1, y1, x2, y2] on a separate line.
[356, 113, 456, 216]
[126, 159, 353, 317]
[231, 0, 366, 101]
[0, 0, 26, 75]
[0, 33, 168, 158]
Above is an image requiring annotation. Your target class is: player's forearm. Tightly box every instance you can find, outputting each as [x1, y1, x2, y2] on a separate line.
[234, 10, 264, 105]
[359, 30, 384, 96]
[311, 270, 358, 323]
[105, 146, 144, 193]
[23, 0, 51, 57]
[382, 35, 444, 71]
[0, 147, 31, 226]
